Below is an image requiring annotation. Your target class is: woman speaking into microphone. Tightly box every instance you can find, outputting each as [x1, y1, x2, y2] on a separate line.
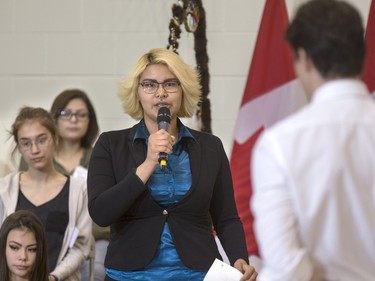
[87, 48, 257, 281]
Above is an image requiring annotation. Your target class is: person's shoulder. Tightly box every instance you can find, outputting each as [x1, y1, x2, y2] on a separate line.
[0, 172, 20, 186]
[188, 127, 221, 142]
[0, 172, 21, 197]
[95, 126, 138, 148]
[255, 105, 311, 152]
[186, 128, 224, 151]
[266, 104, 311, 137]
[68, 175, 86, 190]
[99, 124, 138, 139]
[99, 128, 132, 137]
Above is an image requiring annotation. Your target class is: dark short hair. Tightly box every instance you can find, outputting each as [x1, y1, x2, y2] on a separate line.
[285, 0, 366, 78]
[50, 89, 99, 148]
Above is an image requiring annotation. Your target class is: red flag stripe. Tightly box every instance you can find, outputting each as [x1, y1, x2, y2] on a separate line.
[230, 0, 306, 257]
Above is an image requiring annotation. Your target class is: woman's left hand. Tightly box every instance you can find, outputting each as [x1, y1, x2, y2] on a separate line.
[234, 258, 257, 281]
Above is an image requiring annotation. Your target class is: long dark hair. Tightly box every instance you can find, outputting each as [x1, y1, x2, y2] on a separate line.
[0, 210, 49, 281]
[50, 89, 99, 148]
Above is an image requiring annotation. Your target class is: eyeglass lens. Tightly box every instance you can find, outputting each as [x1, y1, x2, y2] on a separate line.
[18, 135, 50, 151]
[140, 80, 180, 94]
[59, 110, 89, 120]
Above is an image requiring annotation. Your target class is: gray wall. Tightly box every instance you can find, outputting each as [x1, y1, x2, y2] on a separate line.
[0, 0, 370, 175]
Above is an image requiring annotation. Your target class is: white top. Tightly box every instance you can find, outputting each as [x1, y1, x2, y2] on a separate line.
[251, 79, 375, 281]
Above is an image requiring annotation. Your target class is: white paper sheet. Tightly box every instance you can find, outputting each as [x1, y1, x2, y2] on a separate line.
[203, 258, 243, 281]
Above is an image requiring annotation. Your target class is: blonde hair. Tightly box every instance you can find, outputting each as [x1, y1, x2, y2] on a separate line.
[119, 48, 201, 120]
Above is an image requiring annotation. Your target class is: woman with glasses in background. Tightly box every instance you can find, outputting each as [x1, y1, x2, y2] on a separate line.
[19, 89, 108, 281]
[0, 106, 91, 281]
[87, 48, 257, 281]
[49, 89, 99, 179]
[20, 89, 99, 178]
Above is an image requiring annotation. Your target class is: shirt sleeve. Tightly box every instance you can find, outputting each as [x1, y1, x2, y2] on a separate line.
[251, 132, 314, 281]
[209, 137, 249, 265]
[87, 132, 147, 227]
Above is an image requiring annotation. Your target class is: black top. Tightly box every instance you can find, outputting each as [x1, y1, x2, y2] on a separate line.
[87, 121, 249, 271]
[17, 177, 70, 271]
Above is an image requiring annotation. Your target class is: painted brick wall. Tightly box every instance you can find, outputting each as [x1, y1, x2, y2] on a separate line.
[0, 0, 370, 175]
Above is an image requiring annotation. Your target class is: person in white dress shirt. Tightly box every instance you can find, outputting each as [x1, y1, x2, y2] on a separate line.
[251, 0, 375, 280]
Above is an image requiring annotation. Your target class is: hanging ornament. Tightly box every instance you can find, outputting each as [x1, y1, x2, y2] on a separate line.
[166, 0, 211, 133]
[167, 2, 184, 53]
[184, 1, 200, 33]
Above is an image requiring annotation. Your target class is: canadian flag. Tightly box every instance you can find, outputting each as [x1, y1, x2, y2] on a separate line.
[362, 0, 375, 97]
[230, 0, 307, 256]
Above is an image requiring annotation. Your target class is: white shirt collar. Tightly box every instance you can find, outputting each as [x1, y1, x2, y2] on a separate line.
[312, 79, 369, 103]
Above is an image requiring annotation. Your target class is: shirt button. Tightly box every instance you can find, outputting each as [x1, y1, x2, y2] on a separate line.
[162, 210, 168, 215]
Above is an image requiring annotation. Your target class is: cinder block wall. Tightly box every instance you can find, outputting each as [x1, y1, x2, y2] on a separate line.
[0, 0, 370, 175]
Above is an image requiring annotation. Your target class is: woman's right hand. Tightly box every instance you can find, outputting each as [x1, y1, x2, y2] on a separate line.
[135, 129, 175, 183]
[146, 129, 175, 165]
[49, 275, 58, 281]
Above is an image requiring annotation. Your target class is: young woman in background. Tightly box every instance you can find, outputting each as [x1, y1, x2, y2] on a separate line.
[49, 89, 108, 281]
[1, 106, 91, 281]
[19, 89, 108, 281]
[0, 210, 49, 281]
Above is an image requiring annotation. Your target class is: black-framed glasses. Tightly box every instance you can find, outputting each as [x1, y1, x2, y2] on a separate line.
[58, 110, 89, 121]
[18, 135, 51, 152]
[139, 79, 181, 94]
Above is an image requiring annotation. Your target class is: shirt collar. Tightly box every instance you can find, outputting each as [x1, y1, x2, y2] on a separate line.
[133, 119, 195, 144]
[312, 79, 370, 103]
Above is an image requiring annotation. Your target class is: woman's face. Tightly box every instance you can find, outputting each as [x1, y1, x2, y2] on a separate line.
[138, 64, 182, 126]
[56, 98, 90, 143]
[6, 228, 37, 281]
[17, 121, 55, 171]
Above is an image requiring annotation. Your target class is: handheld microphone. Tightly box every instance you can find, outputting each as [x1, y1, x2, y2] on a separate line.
[157, 106, 171, 170]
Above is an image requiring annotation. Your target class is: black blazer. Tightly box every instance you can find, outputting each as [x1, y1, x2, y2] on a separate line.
[87, 122, 248, 271]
